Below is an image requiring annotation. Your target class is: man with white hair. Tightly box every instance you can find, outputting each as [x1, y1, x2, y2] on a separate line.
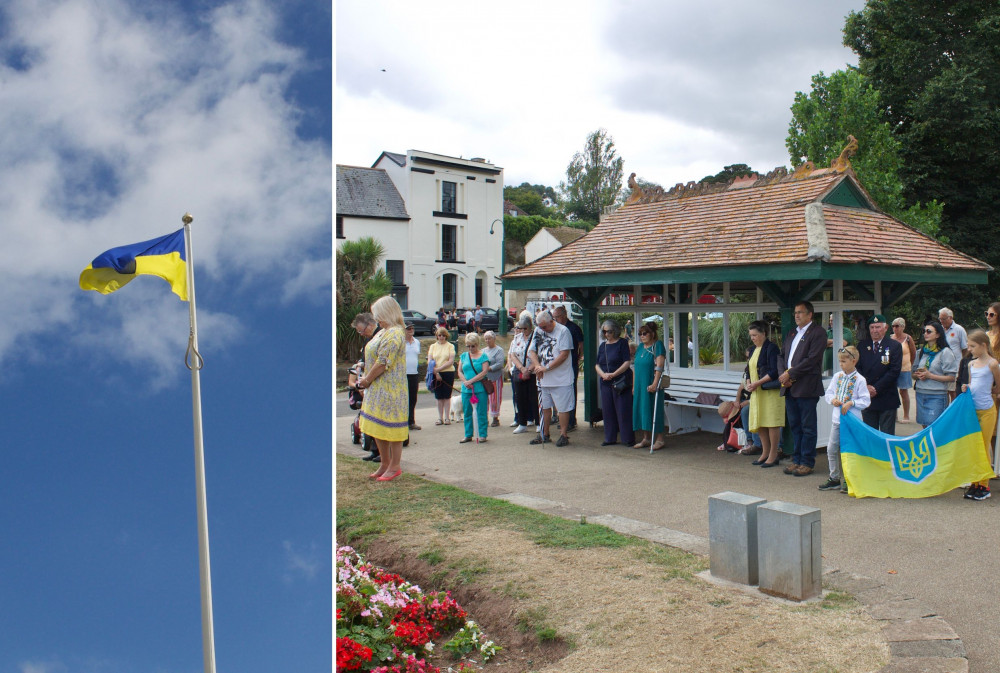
[939, 307, 967, 401]
[552, 305, 583, 431]
[528, 311, 574, 447]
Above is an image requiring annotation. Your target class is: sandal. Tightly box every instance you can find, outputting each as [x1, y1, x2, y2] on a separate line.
[435, 420, 444, 425]
[633, 440, 650, 449]
[651, 441, 665, 451]
[444, 419, 451, 425]
[459, 437, 473, 443]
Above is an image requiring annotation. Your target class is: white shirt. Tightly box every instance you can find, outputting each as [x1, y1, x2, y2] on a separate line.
[404, 337, 420, 375]
[943, 322, 967, 362]
[529, 322, 573, 388]
[787, 323, 811, 366]
[823, 370, 871, 425]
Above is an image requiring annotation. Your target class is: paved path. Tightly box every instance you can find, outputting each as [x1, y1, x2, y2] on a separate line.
[336, 392, 998, 672]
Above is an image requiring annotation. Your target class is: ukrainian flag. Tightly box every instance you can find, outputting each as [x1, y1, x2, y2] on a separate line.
[79, 229, 187, 301]
[841, 392, 995, 498]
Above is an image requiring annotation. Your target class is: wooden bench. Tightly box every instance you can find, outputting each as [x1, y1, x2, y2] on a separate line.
[661, 368, 834, 447]
[663, 369, 742, 435]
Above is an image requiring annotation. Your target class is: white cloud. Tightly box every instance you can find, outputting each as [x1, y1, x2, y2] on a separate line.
[0, 0, 330, 374]
[283, 539, 321, 581]
[20, 660, 64, 673]
[335, 0, 865, 187]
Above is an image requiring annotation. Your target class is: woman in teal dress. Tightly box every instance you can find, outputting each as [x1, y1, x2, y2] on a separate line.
[457, 332, 491, 442]
[632, 322, 667, 450]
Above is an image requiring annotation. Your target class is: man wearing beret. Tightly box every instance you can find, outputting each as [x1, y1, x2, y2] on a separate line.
[856, 314, 903, 434]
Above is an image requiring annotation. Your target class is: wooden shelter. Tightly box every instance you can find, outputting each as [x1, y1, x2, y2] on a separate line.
[502, 144, 991, 440]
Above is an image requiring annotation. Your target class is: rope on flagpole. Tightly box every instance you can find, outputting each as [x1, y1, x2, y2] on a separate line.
[186, 331, 205, 371]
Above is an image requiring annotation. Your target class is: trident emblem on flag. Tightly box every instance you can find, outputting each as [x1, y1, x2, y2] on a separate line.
[888, 433, 936, 483]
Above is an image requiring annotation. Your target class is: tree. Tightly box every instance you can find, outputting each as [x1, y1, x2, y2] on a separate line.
[786, 68, 943, 237]
[335, 237, 392, 361]
[560, 128, 625, 223]
[844, 0, 1000, 307]
[699, 164, 756, 184]
[502, 214, 593, 246]
[503, 182, 563, 218]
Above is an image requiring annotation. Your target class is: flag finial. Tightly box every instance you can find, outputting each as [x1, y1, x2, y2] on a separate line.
[182, 213, 193, 225]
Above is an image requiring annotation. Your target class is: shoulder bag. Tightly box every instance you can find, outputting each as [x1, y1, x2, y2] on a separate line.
[602, 342, 628, 395]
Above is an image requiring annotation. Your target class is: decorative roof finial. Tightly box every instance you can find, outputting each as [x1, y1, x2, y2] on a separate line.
[830, 135, 858, 173]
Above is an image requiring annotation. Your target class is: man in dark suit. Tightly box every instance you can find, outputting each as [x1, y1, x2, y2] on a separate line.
[856, 314, 902, 435]
[778, 301, 827, 476]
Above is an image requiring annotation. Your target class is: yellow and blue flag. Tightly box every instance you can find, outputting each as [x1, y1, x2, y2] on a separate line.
[841, 392, 995, 498]
[79, 229, 187, 301]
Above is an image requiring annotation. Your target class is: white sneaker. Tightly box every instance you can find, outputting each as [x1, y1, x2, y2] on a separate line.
[512, 425, 528, 434]
[510, 420, 519, 427]
[526, 421, 535, 427]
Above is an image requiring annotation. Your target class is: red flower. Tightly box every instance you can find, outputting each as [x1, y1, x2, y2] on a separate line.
[336, 636, 373, 672]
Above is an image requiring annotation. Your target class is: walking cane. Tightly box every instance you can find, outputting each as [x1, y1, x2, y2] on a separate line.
[650, 385, 660, 455]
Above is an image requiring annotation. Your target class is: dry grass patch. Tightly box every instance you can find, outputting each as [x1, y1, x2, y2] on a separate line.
[337, 457, 889, 673]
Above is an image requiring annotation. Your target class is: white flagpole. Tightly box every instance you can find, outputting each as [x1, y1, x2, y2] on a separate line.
[182, 213, 217, 673]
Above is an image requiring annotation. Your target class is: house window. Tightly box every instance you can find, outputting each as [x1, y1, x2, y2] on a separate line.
[386, 260, 407, 308]
[386, 260, 404, 285]
[442, 181, 457, 213]
[442, 224, 457, 261]
[442, 273, 456, 308]
[336, 215, 344, 239]
[475, 277, 483, 306]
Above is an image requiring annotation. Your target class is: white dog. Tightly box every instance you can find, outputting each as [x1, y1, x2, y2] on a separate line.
[449, 394, 464, 422]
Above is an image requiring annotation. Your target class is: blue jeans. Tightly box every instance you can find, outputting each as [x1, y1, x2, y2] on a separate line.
[785, 396, 819, 467]
[740, 404, 759, 447]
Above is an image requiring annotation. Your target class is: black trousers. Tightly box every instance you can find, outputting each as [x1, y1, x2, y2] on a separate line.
[407, 373, 419, 426]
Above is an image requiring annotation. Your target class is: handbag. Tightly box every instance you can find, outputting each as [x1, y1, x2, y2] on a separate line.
[602, 341, 630, 396]
[760, 379, 780, 390]
[611, 376, 628, 395]
[694, 392, 722, 405]
[482, 378, 495, 395]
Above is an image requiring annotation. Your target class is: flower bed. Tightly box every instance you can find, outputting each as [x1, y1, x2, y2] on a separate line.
[337, 546, 501, 673]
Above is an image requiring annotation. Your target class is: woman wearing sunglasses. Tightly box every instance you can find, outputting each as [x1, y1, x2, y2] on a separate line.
[913, 321, 959, 428]
[985, 302, 1000, 360]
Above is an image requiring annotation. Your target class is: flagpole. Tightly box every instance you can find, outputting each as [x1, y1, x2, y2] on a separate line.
[182, 213, 217, 673]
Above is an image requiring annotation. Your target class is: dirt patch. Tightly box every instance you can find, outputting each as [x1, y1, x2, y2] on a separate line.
[363, 537, 571, 672]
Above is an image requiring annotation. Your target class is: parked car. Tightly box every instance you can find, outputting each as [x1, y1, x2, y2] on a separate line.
[456, 308, 509, 333]
[401, 310, 437, 336]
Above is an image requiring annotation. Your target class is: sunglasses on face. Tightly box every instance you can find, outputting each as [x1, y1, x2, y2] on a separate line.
[987, 312, 997, 318]
[923, 329, 935, 334]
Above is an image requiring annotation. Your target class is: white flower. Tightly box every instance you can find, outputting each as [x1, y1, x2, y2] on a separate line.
[424, 642, 435, 652]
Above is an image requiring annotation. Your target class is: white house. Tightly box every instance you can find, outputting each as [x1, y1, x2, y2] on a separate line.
[524, 226, 586, 265]
[337, 150, 504, 313]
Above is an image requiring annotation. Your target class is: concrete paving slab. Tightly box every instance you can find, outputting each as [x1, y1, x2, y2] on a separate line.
[879, 657, 969, 673]
[883, 617, 960, 642]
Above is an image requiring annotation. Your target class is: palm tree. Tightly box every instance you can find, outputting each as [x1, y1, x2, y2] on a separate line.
[336, 237, 392, 361]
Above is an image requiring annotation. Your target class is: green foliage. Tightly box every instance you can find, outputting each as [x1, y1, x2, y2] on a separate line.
[560, 128, 625, 223]
[336, 237, 392, 361]
[786, 68, 943, 238]
[844, 1, 1000, 299]
[696, 313, 755, 362]
[503, 214, 593, 245]
[699, 164, 756, 184]
[504, 182, 561, 217]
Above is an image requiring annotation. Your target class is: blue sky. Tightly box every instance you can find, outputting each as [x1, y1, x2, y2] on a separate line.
[0, 1, 330, 672]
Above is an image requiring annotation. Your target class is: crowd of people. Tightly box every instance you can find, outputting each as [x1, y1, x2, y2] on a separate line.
[349, 296, 1000, 498]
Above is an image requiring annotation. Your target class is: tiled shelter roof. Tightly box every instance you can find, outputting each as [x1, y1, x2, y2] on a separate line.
[504, 167, 989, 280]
[336, 165, 409, 220]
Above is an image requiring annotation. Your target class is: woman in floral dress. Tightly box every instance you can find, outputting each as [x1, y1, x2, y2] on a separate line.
[357, 296, 409, 481]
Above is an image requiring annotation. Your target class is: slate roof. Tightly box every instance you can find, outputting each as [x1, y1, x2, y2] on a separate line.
[336, 165, 409, 220]
[504, 168, 989, 280]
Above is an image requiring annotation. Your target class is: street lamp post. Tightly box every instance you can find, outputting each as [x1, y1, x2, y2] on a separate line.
[489, 218, 507, 333]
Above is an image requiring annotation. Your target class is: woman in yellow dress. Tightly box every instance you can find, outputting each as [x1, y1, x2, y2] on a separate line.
[744, 320, 785, 467]
[357, 296, 409, 481]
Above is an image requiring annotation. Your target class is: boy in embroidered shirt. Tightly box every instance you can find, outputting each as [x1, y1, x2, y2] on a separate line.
[820, 346, 871, 493]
